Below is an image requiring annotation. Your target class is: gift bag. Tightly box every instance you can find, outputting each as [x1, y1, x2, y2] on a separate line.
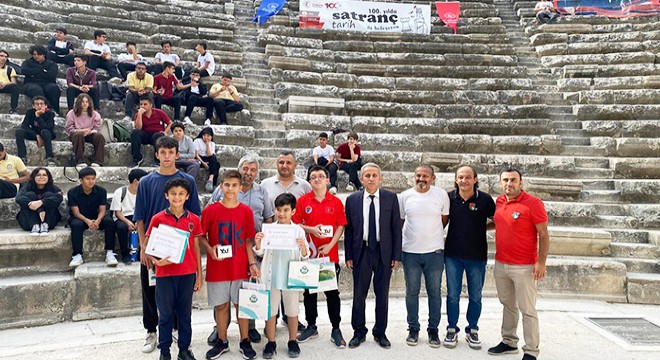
[287, 261, 320, 290]
[238, 281, 270, 320]
[310, 258, 338, 294]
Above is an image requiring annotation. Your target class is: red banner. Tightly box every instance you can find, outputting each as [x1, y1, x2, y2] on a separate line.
[435, 2, 460, 33]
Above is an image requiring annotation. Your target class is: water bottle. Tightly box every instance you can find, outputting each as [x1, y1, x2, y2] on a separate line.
[130, 231, 139, 262]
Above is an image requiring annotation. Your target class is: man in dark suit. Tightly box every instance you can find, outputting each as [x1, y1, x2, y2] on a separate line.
[344, 162, 402, 349]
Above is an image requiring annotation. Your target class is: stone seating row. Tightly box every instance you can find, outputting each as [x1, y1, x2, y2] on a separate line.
[530, 29, 660, 47]
[557, 75, 660, 91]
[535, 41, 659, 57]
[575, 104, 660, 120]
[540, 51, 656, 69]
[582, 120, 660, 138]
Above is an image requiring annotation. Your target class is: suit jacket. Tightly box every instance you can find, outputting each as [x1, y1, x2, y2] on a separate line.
[345, 188, 402, 267]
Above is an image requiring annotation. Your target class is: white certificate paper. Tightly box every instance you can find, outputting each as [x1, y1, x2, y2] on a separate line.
[262, 223, 299, 250]
[146, 224, 190, 264]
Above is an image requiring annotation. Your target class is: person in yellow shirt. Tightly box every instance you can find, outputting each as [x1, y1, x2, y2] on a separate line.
[207, 74, 243, 126]
[0, 142, 30, 199]
[123, 62, 154, 121]
[0, 50, 19, 114]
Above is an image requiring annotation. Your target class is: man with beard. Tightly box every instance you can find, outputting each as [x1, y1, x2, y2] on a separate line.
[398, 164, 450, 348]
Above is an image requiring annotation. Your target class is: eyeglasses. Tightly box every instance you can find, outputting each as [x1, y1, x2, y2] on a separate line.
[310, 175, 327, 181]
[36, 174, 48, 177]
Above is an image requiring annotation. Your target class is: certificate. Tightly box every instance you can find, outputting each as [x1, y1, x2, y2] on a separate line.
[262, 223, 300, 250]
[145, 224, 190, 264]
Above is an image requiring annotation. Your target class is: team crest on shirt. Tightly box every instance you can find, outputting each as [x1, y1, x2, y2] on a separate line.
[6, 164, 12, 171]
[188, 223, 194, 232]
[305, 206, 312, 214]
[469, 202, 477, 211]
[511, 212, 521, 220]
[325, 206, 335, 214]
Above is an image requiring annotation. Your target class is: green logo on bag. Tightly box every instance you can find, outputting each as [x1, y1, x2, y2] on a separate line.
[249, 294, 258, 303]
[300, 265, 309, 274]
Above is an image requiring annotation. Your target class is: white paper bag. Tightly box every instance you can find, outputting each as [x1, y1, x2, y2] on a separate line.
[310, 259, 338, 294]
[287, 261, 320, 290]
[238, 282, 270, 320]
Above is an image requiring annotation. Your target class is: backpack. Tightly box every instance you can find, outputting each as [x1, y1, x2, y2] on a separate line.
[113, 122, 131, 142]
[63, 153, 79, 182]
[98, 81, 113, 100]
[119, 185, 128, 203]
[100, 118, 115, 143]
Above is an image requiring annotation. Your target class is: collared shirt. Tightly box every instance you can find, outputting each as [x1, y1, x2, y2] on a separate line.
[147, 208, 203, 278]
[260, 175, 312, 205]
[210, 83, 238, 101]
[67, 185, 107, 220]
[84, 40, 111, 55]
[66, 67, 97, 87]
[445, 189, 496, 261]
[362, 189, 381, 241]
[0, 154, 26, 190]
[292, 191, 347, 263]
[211, 183, 274, 232]
[197, 51, 215, 75]
[127, 72, 154, 90]
[399, 186, 450, 253]
[135, 108, 171, 134]
[0, 65, 16, 83]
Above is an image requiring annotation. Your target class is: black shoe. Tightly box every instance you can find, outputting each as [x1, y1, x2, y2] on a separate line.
[206, 339, 229, 359]
[374, 334, 391, 349]
[522, 354, 537, 360]
[122, 255, 132, 265]
[297, 322, 306, 333]
[406, 329, 419, 346]
[9, 109, 17, 115]
[160, 352, 172, 360]
[287, 340, 300, 358]
[239, 339, 257, 360]
[348, 335, 366, 349]
[177, 349, 196, 360]
[262, 341, 276, 359]
[207, 326, 219, 346]
[488, 342, 519, 355]
[428, 330, 441, 348]
[296, 324, 318, 343]
[248, 328, 261, 343]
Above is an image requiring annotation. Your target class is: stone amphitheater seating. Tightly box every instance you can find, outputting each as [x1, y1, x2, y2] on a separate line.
[0, 0, 658, 330]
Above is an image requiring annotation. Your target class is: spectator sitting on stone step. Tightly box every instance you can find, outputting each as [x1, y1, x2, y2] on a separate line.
[83, 30, 122, 84]
[15, 96, 56, 167]
[153, 61, 185, 122]
[535, 1, 559, 24]
[171, 121, 200, 178]
[66, 93, 105, 169]
[47, 27, 75, 67]
[153, 40, 183, 79]
[0, 49, 20, 114]
[66, 54, 100, 111]
[194, 127, 220, 193]
[21, 45, 61, 115]
[117, 41, 146, 80]
[123, 62, 154, 121]
[129, 96, 172, 168]
[336, 131, 363, 192]
[180, 69, 213, 125]
[308, 132, 338, 195]
[208, 73, 243, 126]
[110, 168, 148, 265]
[185, 42, 215, 79]
[0, 142, 30, 199]
[67, 167, 116, 268]
[15, 167, 63, 236]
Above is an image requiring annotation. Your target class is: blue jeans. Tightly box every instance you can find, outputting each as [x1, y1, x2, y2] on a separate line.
[445, 255, 486, 333]
[402, 250, 444, 332]
[156, 273, 196, 354]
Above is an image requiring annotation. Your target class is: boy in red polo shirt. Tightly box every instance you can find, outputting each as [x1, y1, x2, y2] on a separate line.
[202, 170, 259, 360]
[293, 165, 348, 348]
[154, 61, 184, 121]
[130, 96, 172, 167]
[146, 178, 203, 360]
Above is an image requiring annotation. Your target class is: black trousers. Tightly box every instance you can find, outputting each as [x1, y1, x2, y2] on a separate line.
[15, 191, 62, 230]
[0, 180, 17, 199]
[199, 155, 220, 186]
[48, 53, 75, 67]
[213, 98, 243, 124]
[183, 93, 214, 119]
[69, 216, 115, 256]
[87, 56, 120, 79]
[154, 95, 181, 120]
[141, 262, 178, 333]
[303, 263, 341, 329]
[66, 87, 100, 110]
[24, 83, 60, 113]
[130, 130, 165, 162]
[15, 128, 54, 159]
[0, 83, 20, 111]
[351, 243, 392, 338]
[113, 215, 132, 258]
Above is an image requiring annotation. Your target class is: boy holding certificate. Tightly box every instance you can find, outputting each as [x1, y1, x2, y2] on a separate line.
[146, 178, 203, 360]
[254, 193, 309, 358]
[293, 165, 348, 348]
[202, 170, 259, 360]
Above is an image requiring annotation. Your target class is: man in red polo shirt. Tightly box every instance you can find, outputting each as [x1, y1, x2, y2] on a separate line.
[153, 61, 185, 122]
[292, 165, 348, 348]
[487, 168, 549, 360]
[130, 96, 172, 168]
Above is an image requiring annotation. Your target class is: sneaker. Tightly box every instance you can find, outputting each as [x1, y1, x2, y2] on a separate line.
[466, 329, 481, 350]
[160, 352, 172, 360]
[204, 118, 212, 126]
[205, 180, 214, 193]
[130, 158, 144, 168]
[106, 251, 119, 267]
[346, 184, 354, 192]
[122, 254, 132, 265]
[76, 162, 88, 169]
[91, 162, 102, 167]
[183, 116, 193, 124]
[487, 342, 518, 355]
[39, 222, 49, 236]
[443, 329, 458, 348]
[46, 158, 57, 166]
[69, 254, 83, 268]
[206, 339, 229, 359]
[330, 328, 346, 349]
[297, 324, 318, 343]
[298, 322, 306, 333]
[108, 77, 123, 85]
[239, 339, 257, 360]
[262, 341, 276, 359]
[207, 326, 219, 346]
[329, 186, 337, 195]
[177, 349, 196, 360]
[428, 330, 441, 348]
[287, 340, 300, 358]
[248, 328, 261, 343]
[30, 224, 40, 236]
[406, 329, 419, 346]
[123, 115, 132, 122]
[142, 331, 158, 353]
[9, 109, 17, 115]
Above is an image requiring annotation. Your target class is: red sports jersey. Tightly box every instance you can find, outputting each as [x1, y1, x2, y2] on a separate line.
[292, 191, 347, 263]
[146, 209, 202, 277]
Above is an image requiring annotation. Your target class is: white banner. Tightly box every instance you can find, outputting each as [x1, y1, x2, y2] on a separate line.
[300, 0, 431, 35]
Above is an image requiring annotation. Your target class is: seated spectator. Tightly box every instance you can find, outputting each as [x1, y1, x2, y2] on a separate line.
[184, 42, 215, 80]
[47, 27, 75, 67]
[21, 45, 61, 115]
[66, 55, 100, 111]
[0, 49, 20, 114]
[171, 122, 200, 178]
[535, 1, 559, 24]
[208, 74, 243, 125]
[110, 168, 148, 265]
[153, 61, 184, 122]
[180, 69, 213, 125]
[123, 62, 154, 121]
[309, 132, 338, 194]
[130, 96, 172, 167]
[153, 40, 182, 79]
[117, 41, 145, 80]
[67, 167, 116, 268]
[15, 167, 63, 236]
[15, 96, 56, 166]
[194, 127, 220, 193]
[0, 142, 30, 199]
[83, 30, 122, 83]
[66, 93, 105, 168]
[336, 131, 363, 191]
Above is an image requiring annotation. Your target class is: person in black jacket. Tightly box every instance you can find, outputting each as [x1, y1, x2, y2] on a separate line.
[180, 69, 214, 124]
[21, 45, 61, 114]
[15, 167, 63, 235]
[15, 96, 56, 166]
[47, 27, 75, 67]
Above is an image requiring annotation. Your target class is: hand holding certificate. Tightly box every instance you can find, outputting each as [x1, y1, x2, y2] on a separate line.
[261, 223, 300, 250]
[146, 224, 190, 264]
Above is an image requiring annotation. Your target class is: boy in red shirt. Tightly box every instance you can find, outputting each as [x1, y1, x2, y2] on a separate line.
[146, 178, 203, 360]
[130, 96, 172, 167]
[154, 61, 184, 121]
[202, 170, 259, 360]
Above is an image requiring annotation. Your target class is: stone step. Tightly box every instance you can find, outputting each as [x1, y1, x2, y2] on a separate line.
[576, 167, 615, 179]
[247, 88, 276, 97]
[552, 121, 583, 130]
[582, 179, 614, 190]
[561, 145, 608, 157]
[627, 272, 660, 304]
[249, 96, 279, 105]
[580, 190, 622, 203]
[253, 120, 286, 131]
[555, 129, 586, 137]
[561, 137, 591, 146]
[575, 157, 610, 169]
[608, 229, 651, 244]
[596, 215, 641, 229]
[615, 258, 660, 274]
[250, 110, 281, 121]
[254, 138, 287, 147]
[610, 243, 660, 259]
[254, 129, 286, 139]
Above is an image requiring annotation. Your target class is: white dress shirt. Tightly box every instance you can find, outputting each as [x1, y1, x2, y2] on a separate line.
[362, 189, 381, 242]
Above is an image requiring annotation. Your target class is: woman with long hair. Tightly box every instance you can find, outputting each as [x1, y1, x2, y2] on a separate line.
[194, 127, 220, 192]
[65, 93, 105, 167]
[15, 167, 64, 235]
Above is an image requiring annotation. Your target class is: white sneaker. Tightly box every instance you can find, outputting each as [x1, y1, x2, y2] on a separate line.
[69, 254, 83, 268]
[30, 224, 40, 236]
[204, 118, 212, 126]
[39, 223, 49, 237]
[141, 332, 157, 353]
[76, 163, 88, 170]
[122, 115, 132, 122]
[346, 184, 354, 192]
[329, 186, 337, 195]
[106, 251, 119, 267]
[108, 77, 123, 85]
[91, 162, 101, 168]
[183, 116, 193, 124]
[205, 180, 214, 193]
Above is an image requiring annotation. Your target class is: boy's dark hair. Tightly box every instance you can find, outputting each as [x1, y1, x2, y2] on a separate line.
[197, 41, 207, 50]
[163, 61, 175, 69]
[0, 142, 5, 151]
[32, 95, 47, 105]
[0, 49, 8, 57]
[78, 167, 96, 179]
[347, 131, 359, 141]
[222, 169, 242, 182]
[500, 167, 523, 180]
[126, 41, 136, 47]
[319, 132, 328, 139]
[190, 68, 201, 75]
[93, 30, 107, 39]
[139, 95, 153, 104]
[128, 168, 148, 183]
[29, 45, 47, 56]
[55, 27, 67, 34]
[135, 61, 148, 69]
[164, 178, 191, 195]
[222, 73, 233, 80]
[274, 193, 297, 210]
[308, 165, 329, 178]
[155, 136, 179, 153]
[171, 121, 185, 132]
[73, 54, 88, 63]
[160, 40, 172, 47]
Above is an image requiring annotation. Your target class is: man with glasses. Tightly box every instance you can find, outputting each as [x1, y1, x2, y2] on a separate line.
[123, 62, 154, 122]
[21, 45, 61, 115]
[83, 30, 122, 84]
